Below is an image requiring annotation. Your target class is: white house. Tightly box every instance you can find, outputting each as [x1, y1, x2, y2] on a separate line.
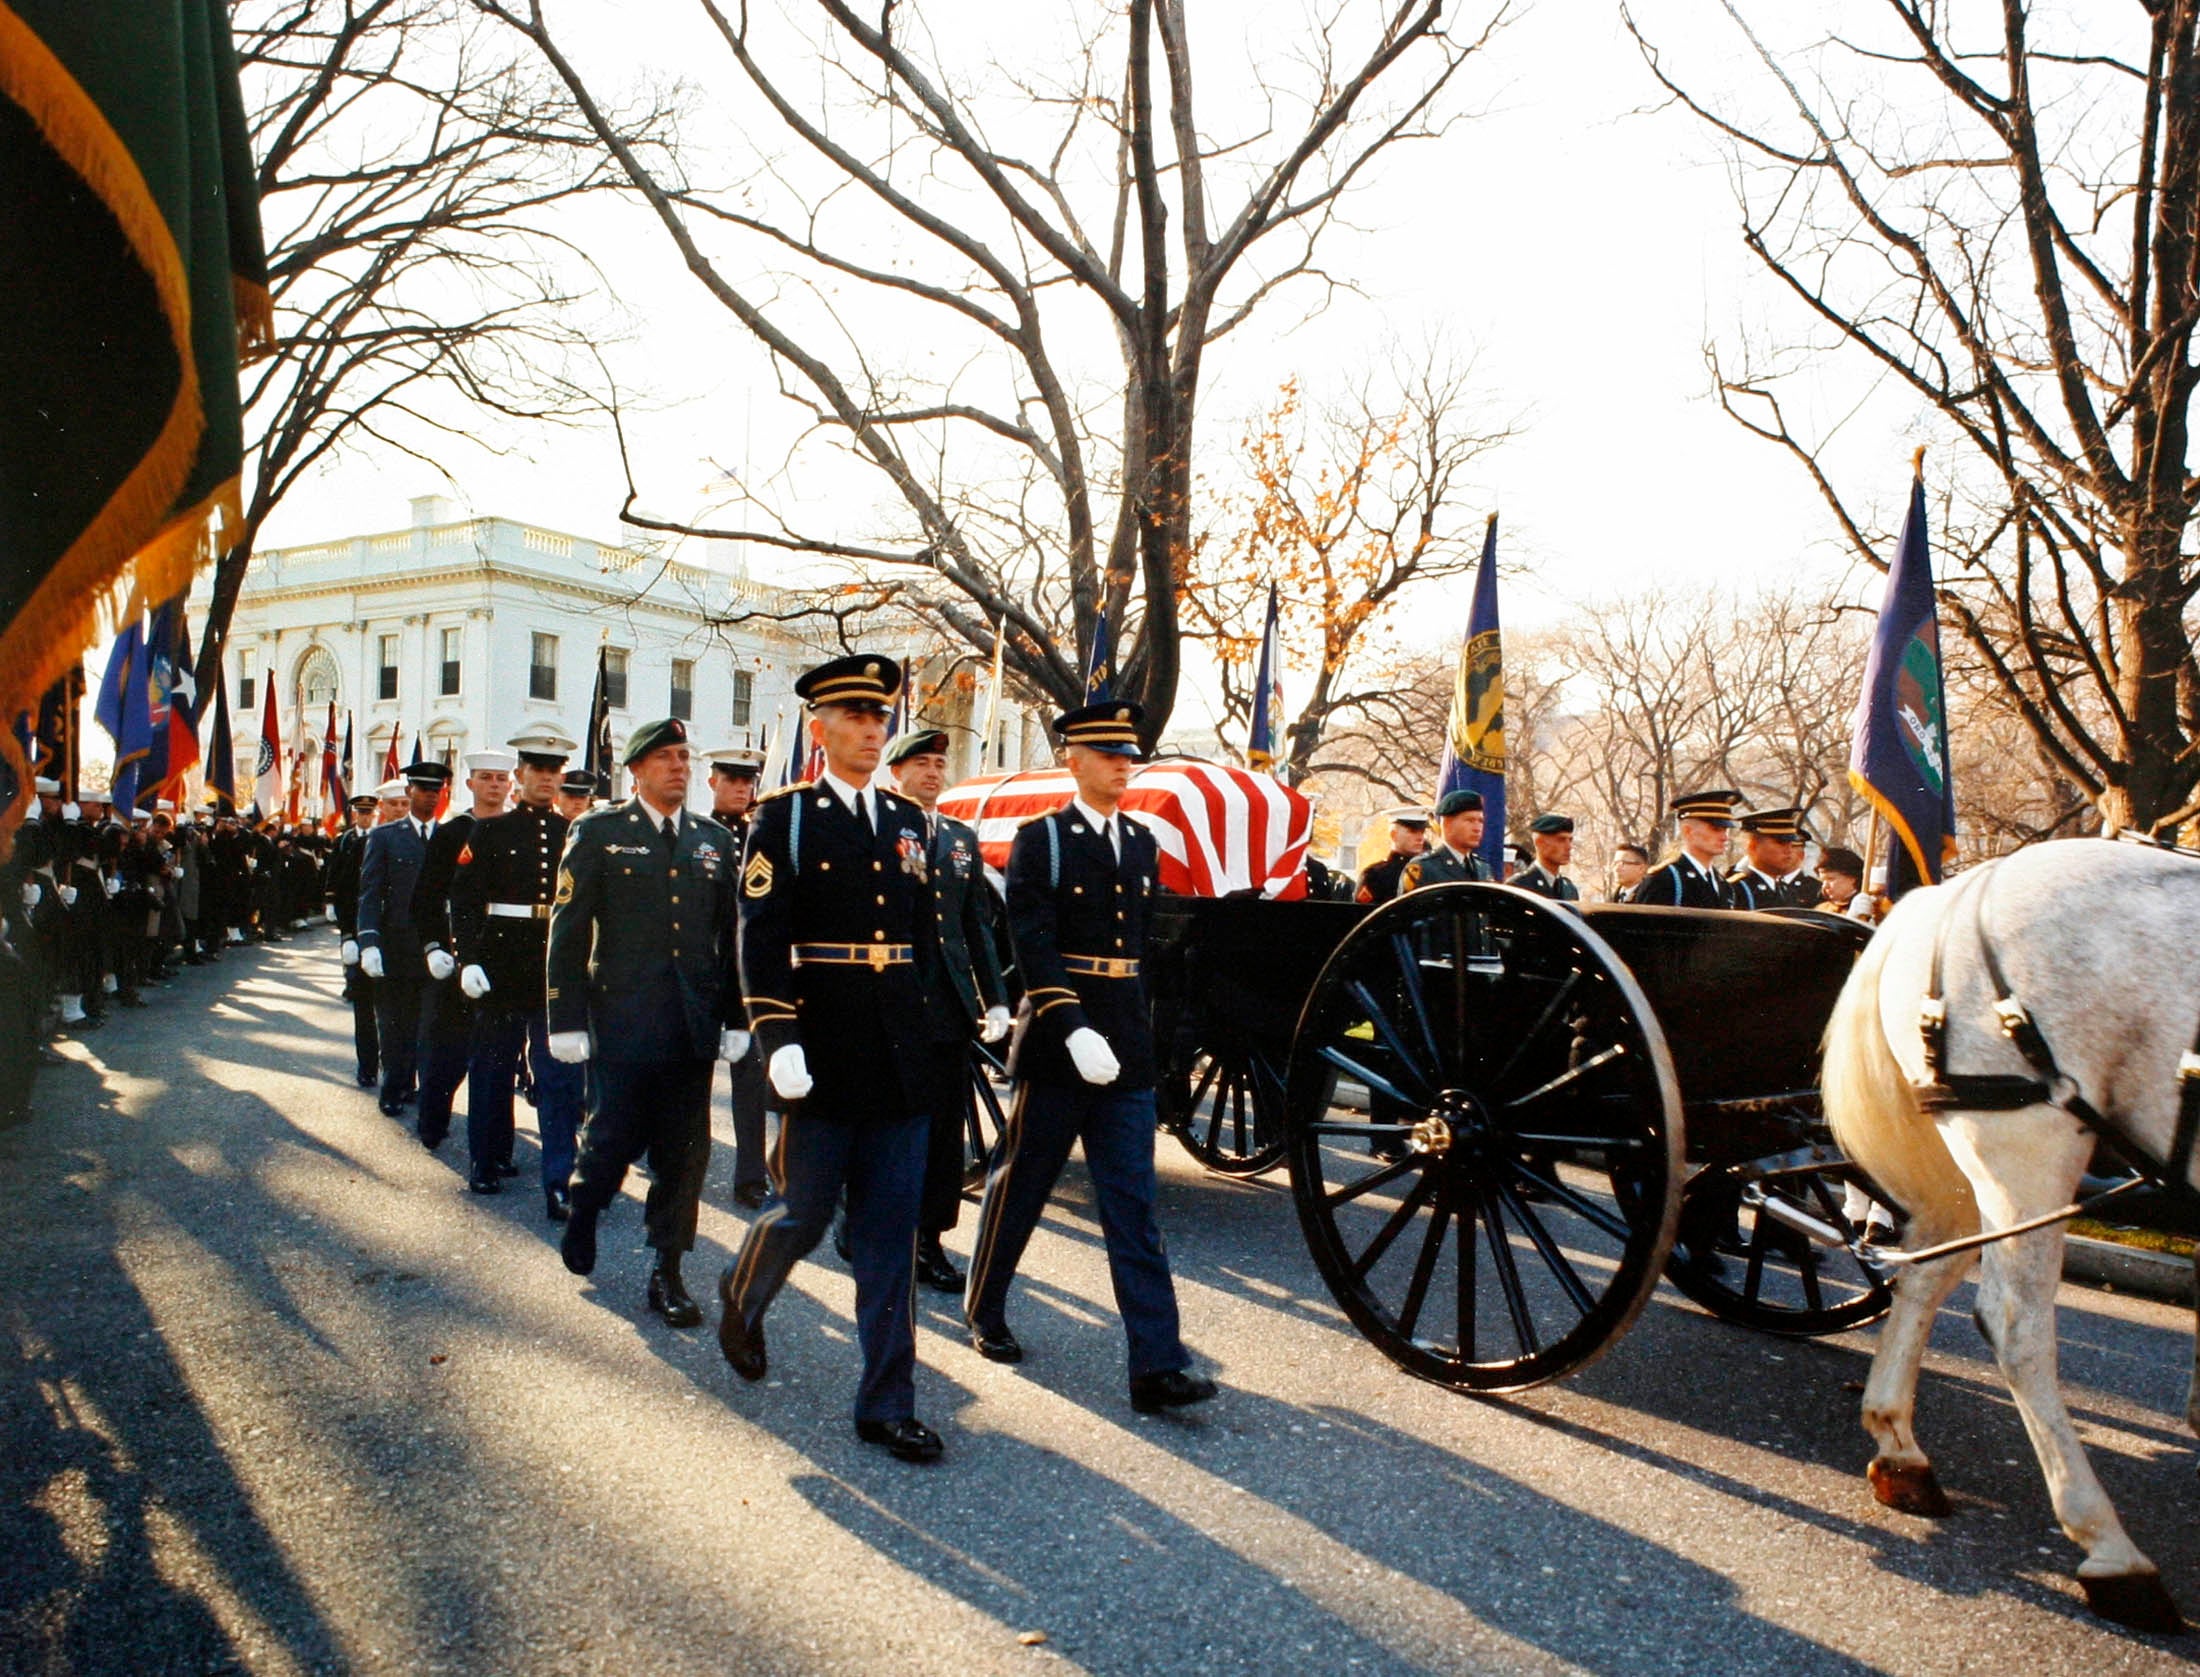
[194, 495, 1040, 810]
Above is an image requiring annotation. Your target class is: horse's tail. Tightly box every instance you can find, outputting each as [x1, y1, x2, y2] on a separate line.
[1822, 908, 1978, 1232]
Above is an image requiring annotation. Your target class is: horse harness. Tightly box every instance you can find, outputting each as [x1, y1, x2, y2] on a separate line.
[1887, 859, 2200, 1266]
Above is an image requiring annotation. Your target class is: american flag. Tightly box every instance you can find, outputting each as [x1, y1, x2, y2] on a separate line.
[937, 758, 1313, 900]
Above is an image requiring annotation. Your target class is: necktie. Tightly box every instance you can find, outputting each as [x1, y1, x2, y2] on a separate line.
[661, 816, 678, 852]
[854, 791, 874, 843]
[1103, 817, 1119, 861]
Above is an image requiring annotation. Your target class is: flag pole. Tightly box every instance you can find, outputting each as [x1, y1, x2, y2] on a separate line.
[981, 616, 1003, 770]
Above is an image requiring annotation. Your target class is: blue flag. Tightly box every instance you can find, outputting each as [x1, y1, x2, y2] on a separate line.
[1850, 466, 1955, 898]
[1247, 582, 1285, 774]
[1433, 515, 1506, 876]
[95, 616, 153, 813]
[204, 676, 238, 812]
[1082, 610, 1114, 702]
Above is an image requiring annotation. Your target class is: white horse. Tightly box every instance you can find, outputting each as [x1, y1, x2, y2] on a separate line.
[1822, 837, 2196, 1634]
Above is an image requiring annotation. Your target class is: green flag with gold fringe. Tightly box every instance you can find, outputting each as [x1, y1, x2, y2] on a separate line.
[0, 0, 269, 850]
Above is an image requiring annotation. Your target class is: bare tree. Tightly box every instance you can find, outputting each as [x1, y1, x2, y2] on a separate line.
[1629, 1, 2200, 832]
[1182, 355, 1517, 778]
[194, 0, 665, 682]
[477, 0, 1507, 747]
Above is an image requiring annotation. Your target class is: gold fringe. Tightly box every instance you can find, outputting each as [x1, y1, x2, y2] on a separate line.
[0, 2, 210, 859]
[233, 273, 274, 362]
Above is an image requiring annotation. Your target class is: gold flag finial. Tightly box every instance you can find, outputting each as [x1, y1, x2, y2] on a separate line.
[1911, 444, 1927, 479]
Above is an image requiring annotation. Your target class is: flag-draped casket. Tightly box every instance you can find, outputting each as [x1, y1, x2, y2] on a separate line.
[937, 759, 1313, 900]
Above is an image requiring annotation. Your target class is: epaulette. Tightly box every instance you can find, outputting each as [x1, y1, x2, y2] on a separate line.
[1015, 805, 1064, 828]
[756, 781, 809, 804]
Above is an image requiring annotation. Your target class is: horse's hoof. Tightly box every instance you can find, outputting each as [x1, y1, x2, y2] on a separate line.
[2080, 1570, 2184, 1635]
[1868, 1458, 1951, 1518]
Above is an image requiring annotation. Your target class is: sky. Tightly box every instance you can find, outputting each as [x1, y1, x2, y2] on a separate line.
[211, 0, 1967, 755]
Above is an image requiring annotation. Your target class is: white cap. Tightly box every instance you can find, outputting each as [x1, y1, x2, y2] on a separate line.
[463, 748, 518, 774]
[506, 726, 579, 763]
[155, 798, 176, 813]
[375, 777, 406, 799]
[33, 776, 59, 795]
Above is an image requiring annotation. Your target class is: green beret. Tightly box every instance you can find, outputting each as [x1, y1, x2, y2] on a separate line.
[1528, 813, 1574, 835]
[885, 728, 952, 766]
[622, 717, 689, 766]
[1434, 790, 1484, 818]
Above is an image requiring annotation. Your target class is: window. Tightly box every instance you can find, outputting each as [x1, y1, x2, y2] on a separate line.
[529, 632, 558, 701]
[604, 647, 629, 709]
[438, 627, 462, 697]
[237, 648, 257, 711]
[730, 668, 753, 729]
[377, 634, 399, 701]
[670, 658, 694, 722]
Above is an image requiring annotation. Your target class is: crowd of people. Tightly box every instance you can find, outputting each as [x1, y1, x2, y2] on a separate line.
[0, 781, 341, 1124]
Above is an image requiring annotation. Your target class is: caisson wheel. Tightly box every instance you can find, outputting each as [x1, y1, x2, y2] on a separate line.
[1162, 1036, 1290, 1178]
[1286, 883, 1684, 1392]
[1664, 1149, 1893, 1336]
[963, 1044, 1009, 1194]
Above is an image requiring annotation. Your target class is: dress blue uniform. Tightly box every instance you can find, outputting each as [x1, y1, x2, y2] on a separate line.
[963, 702, 1199, 1395]
[356, 769, 445, 1114]
[451, 784, 583, 1214]
[1631, 789, 1744, 909]
[718, 657, 941, 1439]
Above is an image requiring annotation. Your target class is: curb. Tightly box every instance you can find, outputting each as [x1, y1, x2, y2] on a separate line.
[2063, 1234, 2193, 1305]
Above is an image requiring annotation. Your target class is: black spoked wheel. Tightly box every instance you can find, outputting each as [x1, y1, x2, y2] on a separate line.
[1162, 1038, 1290, 1178]
[1664, 1149, 1893, 1336]
[1286, 883, 1684, 1393]
[964, 1043, 1009, 1194]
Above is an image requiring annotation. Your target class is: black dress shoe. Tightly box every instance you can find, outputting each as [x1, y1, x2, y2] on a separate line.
[856, 1417, 943, 1463]
[467, 1171, 502, 1196]
[1130, 1369, 1218, 1413]
[417, 1123, 446, 1152]
[494, 1158, 521, 1178]
[545, 1186, 571, 1223]
[647, 1265, 703, 1329]
[355, 1071, 378, 1088]
[716, 1270, 767, 1380]
[379, 1098, 405, 1118]
[914, 1237, 964, 1293]
[560, 1203, 598, 1276]
[967, 1323, 1024, 1364]
[833, 1213, 852, 1263]
[732, 1181, 770, 1210]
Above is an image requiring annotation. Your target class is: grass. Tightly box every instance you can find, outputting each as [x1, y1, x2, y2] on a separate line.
[2069, 1218, 2196, 1259]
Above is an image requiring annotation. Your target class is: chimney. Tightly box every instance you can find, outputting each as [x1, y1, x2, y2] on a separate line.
[410, 494, 457, 528]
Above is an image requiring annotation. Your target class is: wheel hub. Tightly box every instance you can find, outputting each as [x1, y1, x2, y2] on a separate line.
[1408, 1114, 1454, 1156]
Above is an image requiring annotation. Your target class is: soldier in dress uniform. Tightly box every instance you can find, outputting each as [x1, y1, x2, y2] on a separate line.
[328, 790, 382, 1088]
[884, 726, 1013, 1292]
[554, 768, 595, 823]
[1630, 789, 1742, 908]
[415, 750, 514, 1173]
[1400, 790, 1494, 890]
[549, 717, 742, 1331]
[1511, 813, 1581, 901]
[1354, 810, 1429, 903]
[357, 761, 451, 1115]
[1724, 805, 1812, 906]
[451, 728, 586, 1219]
[704, 743, 774, 1208]
[962, 700, 1217, 1417]
[715, 656, 948, 1464]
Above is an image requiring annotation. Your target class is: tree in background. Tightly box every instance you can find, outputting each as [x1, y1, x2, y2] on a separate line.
[1182, 358, 1517, 781]
[480, 0, 1508, 748]
[1632, 1, 2200, 833]
[193, 0, 664, 686]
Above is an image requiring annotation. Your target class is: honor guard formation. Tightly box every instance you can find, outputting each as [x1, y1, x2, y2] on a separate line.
[0, 646, 1879, 1459]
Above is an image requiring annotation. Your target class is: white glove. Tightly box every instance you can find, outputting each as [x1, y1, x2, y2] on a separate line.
[547, 1030, 591, 1063]
[57, 884, 77, 908]
[340, 939, 359, 966]
[768, 1044, 813, 1100]
[425, 948, 456, 981]
[719, 1027, 752, 1061]
[1066, 1026, 1121, 1086]
[325, 905, 337, 923]
[102, 875, 120, 897]
[979, 1004, 1012, 1044]
[60, 802, 79, 821]
[360, 946, 384, 979]
[245, 856, 257, 871]
[20, 882, 39, 909]
[460, 964, 492, 999]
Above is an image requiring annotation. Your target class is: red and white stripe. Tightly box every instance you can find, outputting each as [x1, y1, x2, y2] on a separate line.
[938, 759, 1312, 900]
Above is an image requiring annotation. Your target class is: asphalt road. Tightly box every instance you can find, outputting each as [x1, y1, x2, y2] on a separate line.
[2, 935, 2195, 1676]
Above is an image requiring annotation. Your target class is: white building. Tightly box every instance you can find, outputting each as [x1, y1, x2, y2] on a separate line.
[194, 495, 1039, 810]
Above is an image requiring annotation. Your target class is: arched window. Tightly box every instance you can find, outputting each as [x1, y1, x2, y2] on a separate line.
[296, 645, 340, 714]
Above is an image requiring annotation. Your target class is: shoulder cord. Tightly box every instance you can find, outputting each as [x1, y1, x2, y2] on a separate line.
[789, 789, 803, 872]
[1046, 811, 1061, 890]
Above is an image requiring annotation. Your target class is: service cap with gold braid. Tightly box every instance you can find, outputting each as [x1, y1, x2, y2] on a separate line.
[1670, 788, 1741, 826]
[795, 653, 902, 713]
[1054, 699, 1145, 759]
[1737, 805, 1813, 841]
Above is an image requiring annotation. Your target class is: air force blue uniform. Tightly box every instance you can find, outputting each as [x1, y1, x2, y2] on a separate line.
[964, 802, 1192, 1381]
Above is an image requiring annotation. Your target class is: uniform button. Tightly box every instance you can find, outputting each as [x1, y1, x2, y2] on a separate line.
[1115, 938, 1125, 948]
[671, 895, 680, 904]
[669, 867, 679, 878]
[672, 923, 681, 931]
[875, 894, 885, 905]
[872, 860, 882, 872]
[875, 930, 885, 939]
[821, 861, 831, 871]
